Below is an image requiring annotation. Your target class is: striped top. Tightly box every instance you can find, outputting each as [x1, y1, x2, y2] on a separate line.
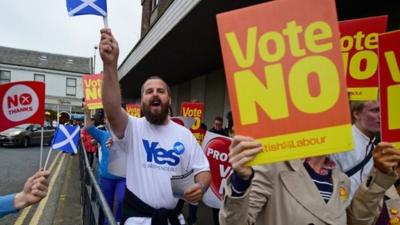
[304, 161, 333, 203]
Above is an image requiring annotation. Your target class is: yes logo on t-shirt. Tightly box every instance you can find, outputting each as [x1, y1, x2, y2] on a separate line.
[143, 140, 185, 166]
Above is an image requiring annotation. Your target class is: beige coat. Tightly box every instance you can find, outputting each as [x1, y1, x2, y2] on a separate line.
[219, 160, 397, 225]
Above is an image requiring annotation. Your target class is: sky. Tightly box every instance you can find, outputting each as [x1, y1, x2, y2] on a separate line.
[0, 0, 142, 73]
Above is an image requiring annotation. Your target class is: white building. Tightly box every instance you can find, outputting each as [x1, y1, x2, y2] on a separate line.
[0, 46, 91, 121]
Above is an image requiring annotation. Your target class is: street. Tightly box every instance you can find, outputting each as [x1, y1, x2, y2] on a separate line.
[0, 144, 216, 225]
[0, 145, 57, 225]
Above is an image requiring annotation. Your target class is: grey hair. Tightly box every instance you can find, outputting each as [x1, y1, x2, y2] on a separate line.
[349, 101, 366, 124]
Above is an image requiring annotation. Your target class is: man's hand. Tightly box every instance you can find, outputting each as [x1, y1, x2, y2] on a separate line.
[183, 183, 203, 204]
[229, 135, 262, 180]
[106, 138, 113, 148]
[14, 170, 50, 209]
[83, 103, 90, 115]
[373, 142, 400, 174]
[99, 28, 119, 68]
[90, 139, 97, 145]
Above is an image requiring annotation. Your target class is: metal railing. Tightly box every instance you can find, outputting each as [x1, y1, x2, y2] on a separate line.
[79, 139, 117, 225]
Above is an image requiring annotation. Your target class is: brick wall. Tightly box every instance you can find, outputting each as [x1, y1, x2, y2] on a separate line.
[140, 0, 174, 37]
[141, 0, 151, 36]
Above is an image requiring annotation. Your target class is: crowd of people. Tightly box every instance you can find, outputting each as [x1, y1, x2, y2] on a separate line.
[97, 28, 400, 225]
[1, 28, 399, 225]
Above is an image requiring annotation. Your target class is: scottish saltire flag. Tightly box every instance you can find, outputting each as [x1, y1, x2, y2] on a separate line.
[66, 0, 107, 17]
[52, 125, 80, 154]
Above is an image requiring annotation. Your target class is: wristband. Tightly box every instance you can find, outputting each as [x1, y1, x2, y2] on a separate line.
[198, 181, 208, 194]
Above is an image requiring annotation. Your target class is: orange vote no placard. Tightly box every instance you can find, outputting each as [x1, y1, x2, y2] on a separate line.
[126, 104, 141, 117]
[83, 73, 103, 110]
[217, 0, 353, 165]
[181, 102, 205, 144]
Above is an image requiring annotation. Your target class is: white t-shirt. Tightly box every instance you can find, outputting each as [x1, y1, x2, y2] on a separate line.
[113, 116, 209, 224]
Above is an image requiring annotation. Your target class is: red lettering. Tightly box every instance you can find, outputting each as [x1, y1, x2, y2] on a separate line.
[7, 95, 18, 108]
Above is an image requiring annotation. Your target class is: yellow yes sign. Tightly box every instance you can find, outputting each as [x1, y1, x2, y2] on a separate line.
[217, 0, 353, 165]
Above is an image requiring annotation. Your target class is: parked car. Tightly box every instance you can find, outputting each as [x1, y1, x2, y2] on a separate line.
[0, 122, 55, 147]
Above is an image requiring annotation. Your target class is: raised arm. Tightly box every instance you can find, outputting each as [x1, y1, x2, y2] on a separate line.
[99, 28, 128, 138]
[83, 104, 94, 128]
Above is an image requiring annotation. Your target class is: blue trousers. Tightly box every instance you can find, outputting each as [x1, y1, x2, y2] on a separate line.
[100, 176, 126, 224]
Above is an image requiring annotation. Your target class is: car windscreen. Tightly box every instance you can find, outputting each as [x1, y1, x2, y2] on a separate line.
[15, 124, 30, 129]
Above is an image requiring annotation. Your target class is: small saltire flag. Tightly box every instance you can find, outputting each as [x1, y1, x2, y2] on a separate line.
[52, 125, 80, 154]
[66, 0, 107, 17]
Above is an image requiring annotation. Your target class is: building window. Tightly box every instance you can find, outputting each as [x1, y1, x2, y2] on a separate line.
[34, 74, 45, 82]
[66, 77, 76, 96]
[151, 0, 159, 11]
[0, 70, 11, 84]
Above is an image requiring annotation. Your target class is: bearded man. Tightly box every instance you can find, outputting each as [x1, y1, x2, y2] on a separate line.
[99, 28, 211, 225]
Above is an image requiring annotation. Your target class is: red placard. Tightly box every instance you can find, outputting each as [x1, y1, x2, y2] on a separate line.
[83, 73, 103, 109]
[0, 81, 45, 132]
[379, 30, 400, 148]
[339, 15, 388, 100]
[202, 131, 232, 208]
[217, 0, 353, 164]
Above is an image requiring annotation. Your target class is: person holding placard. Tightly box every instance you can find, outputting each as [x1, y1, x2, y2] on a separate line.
[81, 116, 98, 167]
[331, 100, 400, 224]
[331, 101, 383, 199]
[219, 135, 400, 225]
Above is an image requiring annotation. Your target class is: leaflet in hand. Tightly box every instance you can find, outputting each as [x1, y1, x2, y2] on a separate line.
[170, 169, 194, 199]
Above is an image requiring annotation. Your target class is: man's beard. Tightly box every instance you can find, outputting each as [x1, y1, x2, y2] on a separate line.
[142, 99, 169, 125]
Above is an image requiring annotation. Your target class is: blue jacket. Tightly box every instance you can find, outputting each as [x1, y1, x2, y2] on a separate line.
[86, 125, 124, 180]
[0, 194, 17, 218]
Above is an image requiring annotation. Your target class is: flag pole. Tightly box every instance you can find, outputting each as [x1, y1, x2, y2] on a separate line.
[57, 105, 60, 126]
[103, 16, 108, 28]
[44, 125, 59, 170]
[43, 148, 53, 170]
[39, 126, 44, 169]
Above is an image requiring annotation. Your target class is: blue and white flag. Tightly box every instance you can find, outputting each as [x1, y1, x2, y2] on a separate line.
[52, 125, 80, 154]
[66, 0, 107, 17]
